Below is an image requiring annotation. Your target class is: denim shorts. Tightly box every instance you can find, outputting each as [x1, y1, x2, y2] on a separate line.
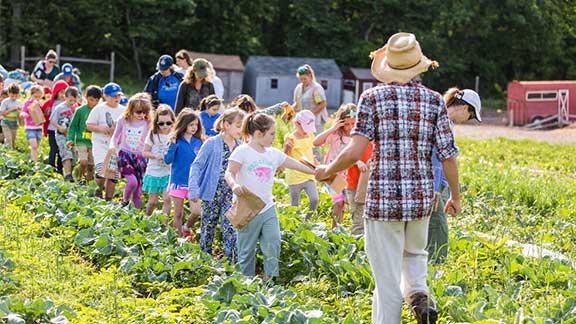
[25, 128, 43, 141]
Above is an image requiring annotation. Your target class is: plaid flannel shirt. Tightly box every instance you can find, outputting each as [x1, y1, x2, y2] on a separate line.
[352, 80, 458, 222]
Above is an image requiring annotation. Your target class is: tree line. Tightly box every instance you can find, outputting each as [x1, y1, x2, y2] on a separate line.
[1, 0, 575, 99]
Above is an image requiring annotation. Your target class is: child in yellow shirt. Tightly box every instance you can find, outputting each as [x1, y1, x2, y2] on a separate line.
[283, 110, 319, 219]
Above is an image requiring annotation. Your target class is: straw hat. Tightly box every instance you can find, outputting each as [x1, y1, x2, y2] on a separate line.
[370, 32, 438, 84]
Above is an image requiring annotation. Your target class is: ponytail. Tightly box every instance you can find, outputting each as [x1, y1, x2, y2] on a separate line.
[241, 112, 275, 139]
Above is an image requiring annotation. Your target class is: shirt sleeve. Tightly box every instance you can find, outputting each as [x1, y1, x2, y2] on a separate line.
[229, 144, 245, 164]
[0, 99, 7, 113]
[33, 61, 44, 79]
[351, 91, 375, 141]
[434, 102, 458, 161]
[313, 84, 327, 104]
[110, 117, 124, 149]
[86, 106, 100, 125]
[272, 148, 287, 167]
[50, 105, 60, 124]
[67, 109, 80, 142]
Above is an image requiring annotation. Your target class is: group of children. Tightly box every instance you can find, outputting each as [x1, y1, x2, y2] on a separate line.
[0, 77, 372, 280]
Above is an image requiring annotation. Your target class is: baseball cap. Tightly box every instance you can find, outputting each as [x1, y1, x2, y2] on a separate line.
[103, 82, 123, 97]
[457, 89, 482, 122]
[120, 96, 129, 106]
[295, 110, 316, 134]
[156, 55, 173, 71]
[192, 58, 209, 79]
[62, 63, 73, 76]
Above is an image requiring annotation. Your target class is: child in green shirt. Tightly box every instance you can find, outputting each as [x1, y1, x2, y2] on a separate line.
[67, 85, 102, 184]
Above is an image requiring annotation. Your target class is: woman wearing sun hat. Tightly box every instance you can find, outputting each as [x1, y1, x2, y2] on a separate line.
[427, 87, 481, 265]
[174, 58, 215, 115]
[144, 54, 184, 110]
[315, 32, 461, 324]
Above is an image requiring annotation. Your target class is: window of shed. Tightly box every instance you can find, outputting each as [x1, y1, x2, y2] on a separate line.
[321, 80, 328, 89]
[270, 79, 278, 89]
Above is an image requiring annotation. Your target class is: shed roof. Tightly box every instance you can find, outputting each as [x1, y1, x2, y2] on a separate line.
[187, 51, 244, 71]
[246, 56, 342, 78]
[348, 68, 376, 80]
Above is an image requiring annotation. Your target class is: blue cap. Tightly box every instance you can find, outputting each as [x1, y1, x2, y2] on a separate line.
[120, 96, 128, 106]
[156, 55, 173, 71]
[103, 82, 123, 97]
[62, 63, 73, 76]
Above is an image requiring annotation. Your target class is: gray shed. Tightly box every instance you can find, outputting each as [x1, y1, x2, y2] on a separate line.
[187, 51, 244, 101]
[243, 56, 342, 109]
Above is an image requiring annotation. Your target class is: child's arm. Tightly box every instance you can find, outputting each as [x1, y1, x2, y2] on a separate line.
[67, 111, 80, 144]
[188, 141, 211, 200]
[283, 136, 294, 154]
[313, 119, 344, 147]
[282, 156, 315, 175]
[19, 102, 30, 119]
[109, 118, 124, 150]
[142, 143, 157, 159]
[163, 141, 177, 164]
[225, 160, 247, 196]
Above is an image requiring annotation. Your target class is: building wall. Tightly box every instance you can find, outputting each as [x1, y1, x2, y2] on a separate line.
[254, 75, 342, 109]
[216, 70, 244, 102]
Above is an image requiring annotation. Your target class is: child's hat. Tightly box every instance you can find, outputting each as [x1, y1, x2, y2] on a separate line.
[120, 96, 129, 106]
[103, 82, 123, 97]
[62, 63, 73, 76]
[156, 55, 174, 71]
[295, 110, 316, 134]
[456, 89, 482, 122]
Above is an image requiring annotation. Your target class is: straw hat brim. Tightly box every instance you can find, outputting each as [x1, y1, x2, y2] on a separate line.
[371, 46, 434, 84]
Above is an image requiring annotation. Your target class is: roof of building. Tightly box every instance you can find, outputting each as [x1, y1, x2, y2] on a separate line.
[348, 68, 376, 80]
[245, 56, 342, 78]
[187, 51, 244, 71]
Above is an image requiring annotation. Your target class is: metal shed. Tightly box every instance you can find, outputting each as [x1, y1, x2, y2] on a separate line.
[187, 51, 244, 101]
[243, 56, 342, 109]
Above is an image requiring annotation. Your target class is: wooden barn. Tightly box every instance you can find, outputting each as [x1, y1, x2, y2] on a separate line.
[342, 68, 379, 104]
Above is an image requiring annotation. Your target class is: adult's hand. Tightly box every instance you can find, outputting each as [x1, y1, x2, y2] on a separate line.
[314, 164, 332, 182]
[444, 198, 461, 216]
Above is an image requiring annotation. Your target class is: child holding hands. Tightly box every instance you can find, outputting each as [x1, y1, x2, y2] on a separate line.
[283, 110, 319, 219]
[225, 113, 314, 280]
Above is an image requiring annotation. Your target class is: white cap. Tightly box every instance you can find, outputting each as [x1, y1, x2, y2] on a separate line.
[457, 89, 482, 122]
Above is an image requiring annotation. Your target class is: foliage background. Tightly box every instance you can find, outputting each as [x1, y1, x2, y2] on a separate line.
[1, 0, 576, 99]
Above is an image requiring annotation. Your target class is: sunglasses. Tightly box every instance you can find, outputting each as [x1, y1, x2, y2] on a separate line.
[134, 110, 147, 115]
[157, 121, 173, 127]
[47, 60, 56, 64]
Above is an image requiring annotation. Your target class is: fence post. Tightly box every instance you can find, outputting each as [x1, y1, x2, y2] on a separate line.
[20, 46, 25, 70]
[110, 51, 115, 82]
[56, 44, 61, 64]
[475, 75, 480, 94]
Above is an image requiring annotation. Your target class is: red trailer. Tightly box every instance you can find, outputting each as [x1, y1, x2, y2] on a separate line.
[507, 80, 576, 127]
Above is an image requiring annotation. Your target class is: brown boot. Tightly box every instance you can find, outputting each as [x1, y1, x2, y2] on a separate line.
[407, 292, 438, 324]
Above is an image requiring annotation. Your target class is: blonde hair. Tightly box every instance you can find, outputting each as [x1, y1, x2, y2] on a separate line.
[296, 64, 316, 81]
[29, 85, 43, 96]
[334, 103, 357, 138]
[214, 107, 245, 132]
[123, 92, 152, 122]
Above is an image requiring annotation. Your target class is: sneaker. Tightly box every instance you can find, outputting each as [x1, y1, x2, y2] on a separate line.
[78, 180, 87, 186]
[64, 174, 74, 183]
[407, 292, 438, 324]
[93, 189, 102, 198]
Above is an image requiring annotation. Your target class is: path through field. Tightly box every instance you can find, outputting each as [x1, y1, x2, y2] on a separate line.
[454, 124, 576, 145]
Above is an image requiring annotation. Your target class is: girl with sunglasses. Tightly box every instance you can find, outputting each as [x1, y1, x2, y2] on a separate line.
[109, 92, 152, 208]
[143, 104, 175, 216]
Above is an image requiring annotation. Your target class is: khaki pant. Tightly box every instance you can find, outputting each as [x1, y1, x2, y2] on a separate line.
[1, 125, 17, 149]
[345, 189, 365, 235]
[365, 218, 430, 324]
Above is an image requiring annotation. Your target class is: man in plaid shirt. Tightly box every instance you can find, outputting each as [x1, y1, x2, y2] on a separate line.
[315, 32, 461, 324]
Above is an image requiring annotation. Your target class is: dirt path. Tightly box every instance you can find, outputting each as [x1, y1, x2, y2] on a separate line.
[454, 125, 576, 145]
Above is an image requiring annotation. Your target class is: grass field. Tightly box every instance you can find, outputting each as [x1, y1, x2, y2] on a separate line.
[0, 123, 574, 323]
